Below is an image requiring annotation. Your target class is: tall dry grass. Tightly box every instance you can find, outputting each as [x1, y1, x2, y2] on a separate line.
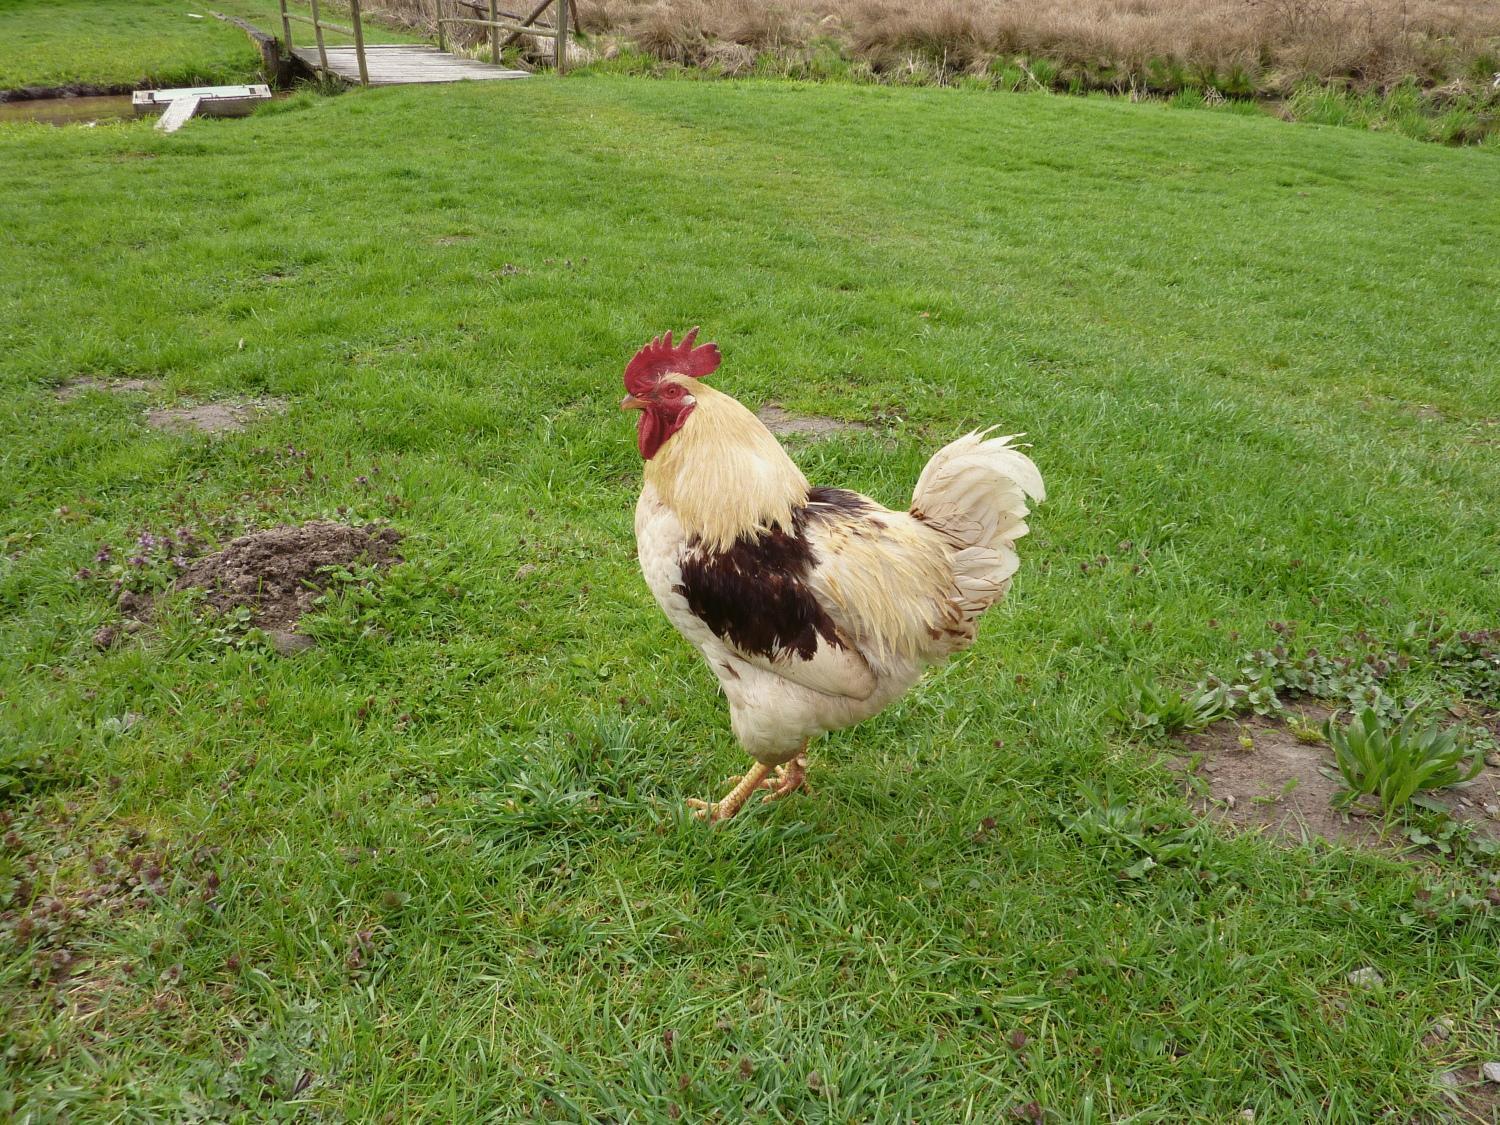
[374, 0, 1500, 90]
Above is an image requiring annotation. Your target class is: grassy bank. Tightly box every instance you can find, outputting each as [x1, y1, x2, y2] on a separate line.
[0, 0, 263, 92]
[569, 46, 1500, 146]
[3, 77, 1499, 1120]
[0, 0, 419, 93]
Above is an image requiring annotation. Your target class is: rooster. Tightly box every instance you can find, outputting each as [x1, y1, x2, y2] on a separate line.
[622, 329, 1044, 821]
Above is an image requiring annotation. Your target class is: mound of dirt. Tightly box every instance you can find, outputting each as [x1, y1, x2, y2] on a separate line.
[1177, 706, 1500, 849]
[756, 404, 870, 438]
[174, 522, 402, 632]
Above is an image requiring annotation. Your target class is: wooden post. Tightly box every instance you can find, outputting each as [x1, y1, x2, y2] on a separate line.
[308, 0, 329, 73]
[554, 0, 568, 74]
[349, 0, 369, 86]
[279, 0, 294, 50]
[436, 0, 446, 52]
[500, 0, 553, 48]
[488, 0, 499, 62]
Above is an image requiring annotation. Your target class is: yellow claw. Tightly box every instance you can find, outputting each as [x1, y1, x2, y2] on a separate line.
[689, 755, 812, 820]
[758, 754, 810, 802]
[686, 762, 775, 822]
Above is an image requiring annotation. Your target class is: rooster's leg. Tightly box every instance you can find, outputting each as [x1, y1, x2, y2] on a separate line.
[757, 753, 810, 802]
[686, 762, 774, 822]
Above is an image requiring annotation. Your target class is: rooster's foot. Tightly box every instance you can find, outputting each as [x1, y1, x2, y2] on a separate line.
[687, 762, 774, 823]
[757, 754, 810, 802]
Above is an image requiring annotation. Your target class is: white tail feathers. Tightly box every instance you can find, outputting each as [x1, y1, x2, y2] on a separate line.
[910, 428, 1044, 619]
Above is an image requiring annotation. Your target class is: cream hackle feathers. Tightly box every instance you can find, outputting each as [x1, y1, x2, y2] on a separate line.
[642, 375, 809, 553]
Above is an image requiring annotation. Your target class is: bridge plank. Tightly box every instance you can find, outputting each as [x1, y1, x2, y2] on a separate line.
[291, 45, 529, 84]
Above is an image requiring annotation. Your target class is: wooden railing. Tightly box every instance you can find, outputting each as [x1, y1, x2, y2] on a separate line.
[436, 0, 571, 74]
[278, 0, 370, 85]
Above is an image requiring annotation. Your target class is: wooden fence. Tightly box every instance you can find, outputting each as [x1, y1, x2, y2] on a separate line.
[437, 0, 571, 74]
[278, 0, 370, 85]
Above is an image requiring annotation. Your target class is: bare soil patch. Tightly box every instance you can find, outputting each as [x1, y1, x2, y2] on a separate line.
[55, 376, 159, 401]
[756, 404, 870, 438]
[173, 522, 403, 632]
[55, 380, 286, 434]
[146, 398, 286, 435]
[1406, 403, 1446, 421]
[1178, 706, 1500, 849]
[1438, 1066, 1500, 1123]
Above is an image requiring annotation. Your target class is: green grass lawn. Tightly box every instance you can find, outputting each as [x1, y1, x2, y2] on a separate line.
[2, 77, 1499, 1120]
[0, 0, 418, 92]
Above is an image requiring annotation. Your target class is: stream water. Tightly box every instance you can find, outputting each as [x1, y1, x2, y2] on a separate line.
[0, 90, 295, 127]
[0, 95, 135, 125]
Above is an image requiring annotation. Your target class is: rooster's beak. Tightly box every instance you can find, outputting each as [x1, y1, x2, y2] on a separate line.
[620, 394, 648, 411]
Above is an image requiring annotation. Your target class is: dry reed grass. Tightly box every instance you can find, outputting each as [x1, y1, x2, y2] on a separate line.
[373, 0, 1499, 90]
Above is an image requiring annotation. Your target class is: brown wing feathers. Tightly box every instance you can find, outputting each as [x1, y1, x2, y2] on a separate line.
[673, 488, 870, 661]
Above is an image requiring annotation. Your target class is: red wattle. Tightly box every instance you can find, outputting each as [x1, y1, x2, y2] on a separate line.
[637, 405, 692, 460]
[637, 411, 662, 459]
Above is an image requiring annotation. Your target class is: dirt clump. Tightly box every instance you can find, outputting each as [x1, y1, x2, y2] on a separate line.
[1178, 706, 1500, 849]
[756, 404, 870, 438]
[147, 398, 286, 435]
[174, 522, 402, 632]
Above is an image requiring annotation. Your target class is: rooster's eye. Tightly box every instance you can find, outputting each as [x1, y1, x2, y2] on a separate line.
[663, 384, 682, 398]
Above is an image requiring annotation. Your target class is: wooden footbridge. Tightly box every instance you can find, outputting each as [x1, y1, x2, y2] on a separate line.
[277, 0, 570, 87]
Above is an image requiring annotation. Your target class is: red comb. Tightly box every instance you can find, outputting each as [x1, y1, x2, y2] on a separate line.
[623, 328, 721, 395]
